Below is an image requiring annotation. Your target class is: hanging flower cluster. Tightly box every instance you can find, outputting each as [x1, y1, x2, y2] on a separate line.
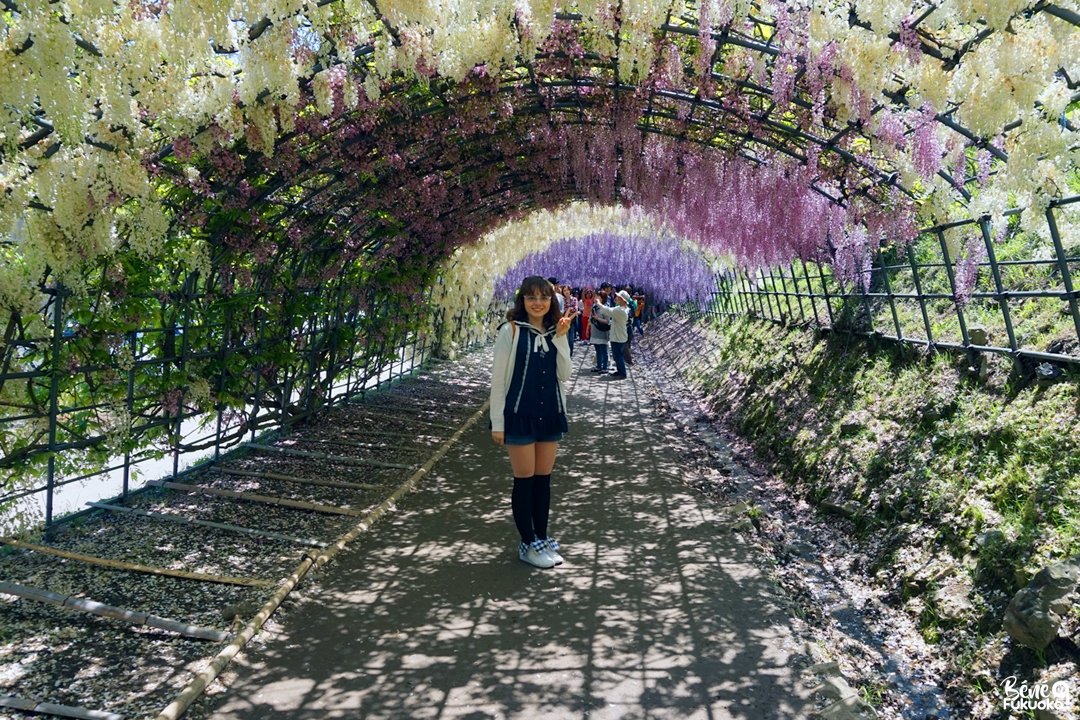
[493, 231, 716, 306]
[0, 0, 1076, 314]
[430, 203, 667, 349]
[0, 0, 1075, 369]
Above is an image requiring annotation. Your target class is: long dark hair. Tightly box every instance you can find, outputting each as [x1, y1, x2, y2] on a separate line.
[506, 276, 562, 329]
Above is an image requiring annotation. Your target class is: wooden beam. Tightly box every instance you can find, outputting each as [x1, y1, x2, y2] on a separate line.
[87, 502, 328, 548]
[0, 694, 125, 720]
[218, 467, 383, 490]
[0, 539, 273, 587]
[148, 480, 365, 517]
[241, 442, 413, 469]
[354, 413, 460, 430]
[338, 428, 446, 441]
[299, 437, 425, 453]
[0, 581, 229, 641]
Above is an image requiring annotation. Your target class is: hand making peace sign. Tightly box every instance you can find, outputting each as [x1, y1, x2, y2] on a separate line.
[556, 309, 579, 337]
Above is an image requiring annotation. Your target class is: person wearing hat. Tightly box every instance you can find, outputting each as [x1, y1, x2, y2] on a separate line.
[591, 290, 631, 379]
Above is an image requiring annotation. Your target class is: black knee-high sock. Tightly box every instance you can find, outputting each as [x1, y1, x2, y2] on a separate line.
[512, 476, 535, 544]
[531, 474, 551, 541]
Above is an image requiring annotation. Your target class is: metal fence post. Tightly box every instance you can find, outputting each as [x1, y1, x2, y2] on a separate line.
[123, 330, 136, 500]
[775, 266, 794, 323]
[787, 262, 807, 325]
[250, 307, 266, 441]
[907, 244, 935, 350]
[214, 304, 231, 461]
[978, 217, 1021, 373]
[803, 259, 816, 325]
[878, 248, 904, 342]
[857, 257, 876, 337]
[818, 261, 838, 329]
[173, 287, 192, 480]
[44, 283, 66, 538]
[1045, 206, 1080, 349]
[936, 230, 973, 361]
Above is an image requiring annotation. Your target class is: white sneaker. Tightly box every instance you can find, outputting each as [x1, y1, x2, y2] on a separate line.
[519, 540, 555, 569]
[541, 537, 564, 565]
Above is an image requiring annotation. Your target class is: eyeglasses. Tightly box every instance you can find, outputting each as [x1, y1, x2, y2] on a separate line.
[524, 295, 551, 302]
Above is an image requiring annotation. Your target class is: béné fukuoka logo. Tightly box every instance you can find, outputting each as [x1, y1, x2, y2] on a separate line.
[1001, 676, 1074, 713]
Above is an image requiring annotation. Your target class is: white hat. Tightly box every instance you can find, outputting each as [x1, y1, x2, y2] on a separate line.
[616, 290, 631, 303]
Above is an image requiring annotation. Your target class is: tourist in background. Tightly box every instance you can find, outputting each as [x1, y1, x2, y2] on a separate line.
[592, 290, 630, 380]
[589, 285, 611, 373]
[621, 284, 636, 366]
[561, 284, 578, 356]
[580, 286, 595, 343]
[548, 277, 565, 314]
[632, 288, 646, 335]
[570, 288, 583, 346]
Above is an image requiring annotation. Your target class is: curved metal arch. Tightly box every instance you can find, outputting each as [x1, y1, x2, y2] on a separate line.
[6, 0, 1071, 201]
[192, 76, 894, 265]
[137, 0, 1080, 272]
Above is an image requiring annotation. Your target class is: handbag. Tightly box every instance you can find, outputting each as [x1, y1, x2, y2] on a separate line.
[589, 314, 611, 332]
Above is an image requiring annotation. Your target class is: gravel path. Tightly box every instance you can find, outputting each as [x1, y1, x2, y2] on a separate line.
[197, 343, 816, 720]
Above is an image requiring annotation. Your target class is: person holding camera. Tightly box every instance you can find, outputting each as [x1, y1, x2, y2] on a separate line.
[591, 290, 631, 380]
[588, 285, 612, 373]
[490, 276, 577, 569]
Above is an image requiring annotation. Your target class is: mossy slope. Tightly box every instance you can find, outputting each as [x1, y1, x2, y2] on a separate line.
[673, 314, 1080, 707]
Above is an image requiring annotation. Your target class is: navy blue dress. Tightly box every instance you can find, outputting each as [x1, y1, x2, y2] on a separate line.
[503, 322, 568, 438]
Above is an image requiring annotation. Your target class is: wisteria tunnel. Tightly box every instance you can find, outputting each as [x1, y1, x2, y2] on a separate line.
[1, 0, 1080, 718]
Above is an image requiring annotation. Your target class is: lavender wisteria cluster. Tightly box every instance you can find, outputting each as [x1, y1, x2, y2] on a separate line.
[494, 232, 716, 306]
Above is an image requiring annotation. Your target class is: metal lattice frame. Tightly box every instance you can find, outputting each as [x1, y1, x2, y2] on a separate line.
[3, 3, 1079, 533]
[706, 195, 1080, 371]
[0, 281, 450, 535]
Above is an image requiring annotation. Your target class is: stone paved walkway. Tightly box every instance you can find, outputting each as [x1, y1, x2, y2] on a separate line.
[203, 344, 814, 720]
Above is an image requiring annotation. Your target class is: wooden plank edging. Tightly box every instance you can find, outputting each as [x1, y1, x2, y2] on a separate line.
[301, 437, 426, 452]
[0, 539, 273, 588]
[152, 400, 490, 720]
[339, 428, 446, 440]
[87, 502, 328, 548]
[354, 413, 460, 430]
[147, 480, 363, 517]
[0, 582, 228, 641]
[0, 695, 124, 720]
[241, 442, 413, 469]
[218, 467, 382, 490]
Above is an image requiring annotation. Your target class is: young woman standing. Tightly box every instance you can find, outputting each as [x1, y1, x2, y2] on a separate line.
[490, 277, 577, 568]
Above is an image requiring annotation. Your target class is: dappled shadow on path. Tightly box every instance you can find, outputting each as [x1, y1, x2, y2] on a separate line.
[206, 350, 813, 720]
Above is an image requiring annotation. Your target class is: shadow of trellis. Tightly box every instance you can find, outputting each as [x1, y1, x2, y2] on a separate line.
[202, 350, 813, 720]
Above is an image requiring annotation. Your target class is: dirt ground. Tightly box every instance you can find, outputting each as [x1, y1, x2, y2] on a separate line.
[193, 344, 817, 720]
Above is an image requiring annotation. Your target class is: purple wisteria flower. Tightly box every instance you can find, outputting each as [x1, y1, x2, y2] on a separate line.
[953, 234, 986, 306]
[494, 232, 716, 307]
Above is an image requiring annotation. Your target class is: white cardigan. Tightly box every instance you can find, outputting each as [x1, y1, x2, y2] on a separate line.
[490, 321, 572, 433]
